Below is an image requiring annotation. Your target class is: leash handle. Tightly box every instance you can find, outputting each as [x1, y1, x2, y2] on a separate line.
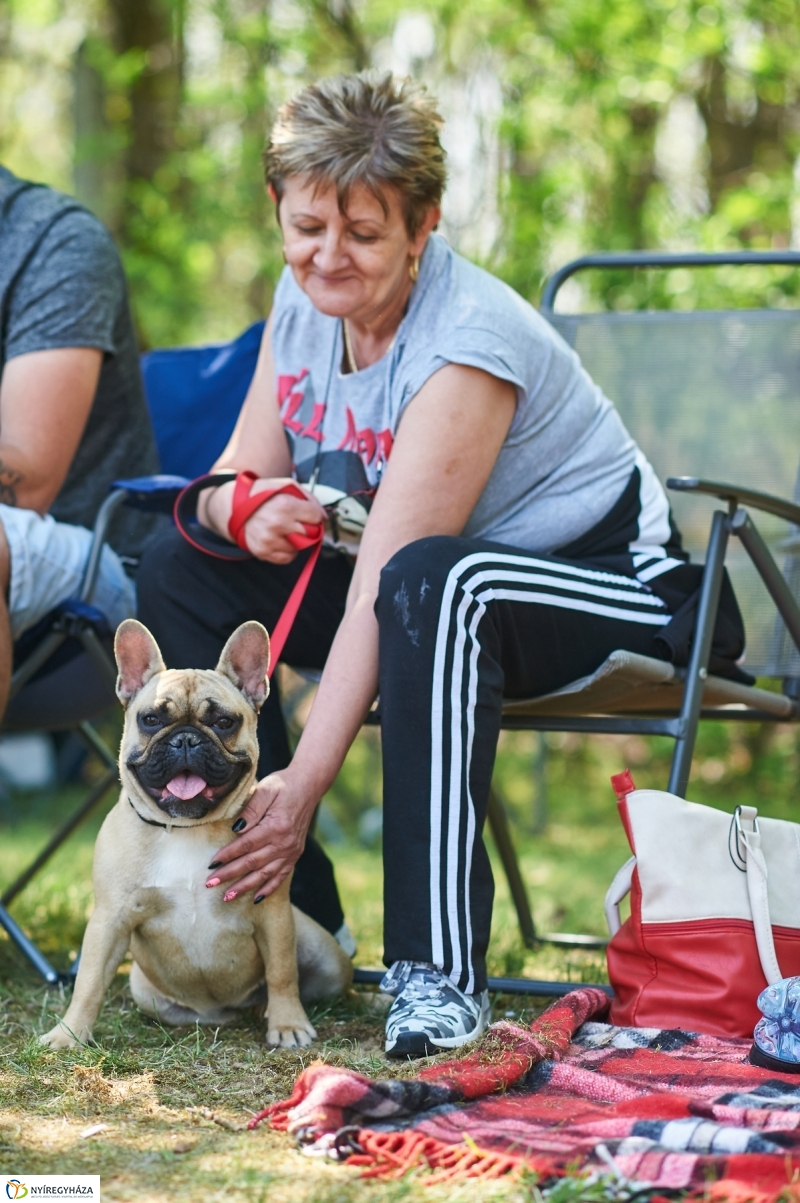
[174, 472, 248, 561]
[174, 471, 324, 677]
[227, 471, 323, 674]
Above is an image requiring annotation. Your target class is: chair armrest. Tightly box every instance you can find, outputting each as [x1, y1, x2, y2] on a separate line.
[76, 476, 191, 607]
[666, 477, 800, 527]
[111, 474, 190, 514]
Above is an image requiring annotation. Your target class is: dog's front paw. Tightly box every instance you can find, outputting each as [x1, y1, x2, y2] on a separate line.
[266, 1016, 316, 1048]
[40, 1021, 90, 1050]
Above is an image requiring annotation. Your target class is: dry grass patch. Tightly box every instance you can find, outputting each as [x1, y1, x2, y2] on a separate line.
[0, 956, 538, 1202]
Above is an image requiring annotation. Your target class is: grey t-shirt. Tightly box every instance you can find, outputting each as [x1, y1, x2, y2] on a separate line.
[271, 233, 671, 557]
[0, 165, 159, 559]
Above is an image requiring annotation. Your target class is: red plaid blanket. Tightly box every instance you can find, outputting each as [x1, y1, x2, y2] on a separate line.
[252, 988, 800, 1194]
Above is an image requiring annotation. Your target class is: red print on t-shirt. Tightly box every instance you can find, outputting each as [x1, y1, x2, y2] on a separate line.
[278, 371, 393, 469]
[277, 371, 308, 434]
[278, 370, 323, 442]
[338, 407, 393, 467]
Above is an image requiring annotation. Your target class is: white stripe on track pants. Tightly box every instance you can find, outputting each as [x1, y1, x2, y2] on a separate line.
[376, 535, 671, 995]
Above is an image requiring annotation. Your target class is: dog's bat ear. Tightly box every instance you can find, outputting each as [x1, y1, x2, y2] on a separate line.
[114, 619, 166, 707]
[216, 621, 270, 711]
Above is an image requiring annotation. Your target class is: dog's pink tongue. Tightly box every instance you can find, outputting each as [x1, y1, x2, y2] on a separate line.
[164, 773, 207, 800]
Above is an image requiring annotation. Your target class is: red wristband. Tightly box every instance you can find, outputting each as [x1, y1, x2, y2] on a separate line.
[227, 471, 322, 554]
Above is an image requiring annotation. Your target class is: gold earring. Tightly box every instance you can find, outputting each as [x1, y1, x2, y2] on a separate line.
[409, 255, 420, 283]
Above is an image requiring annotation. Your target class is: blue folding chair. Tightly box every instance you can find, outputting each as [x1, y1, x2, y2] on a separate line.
[0, 323, 264, 983]
[140, 320, 264, 479]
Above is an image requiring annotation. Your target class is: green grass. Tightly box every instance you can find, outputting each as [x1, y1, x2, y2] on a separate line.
[2, 718, 800, 1200]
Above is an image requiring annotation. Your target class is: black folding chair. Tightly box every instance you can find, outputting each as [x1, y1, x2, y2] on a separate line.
[483, 250, 800, 992]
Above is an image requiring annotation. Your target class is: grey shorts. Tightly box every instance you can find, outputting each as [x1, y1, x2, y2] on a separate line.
[1, 505, 136, 641]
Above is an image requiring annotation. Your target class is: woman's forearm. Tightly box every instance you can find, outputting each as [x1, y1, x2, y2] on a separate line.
[197, 480, 236, 537]
[288, 590, 380, 800]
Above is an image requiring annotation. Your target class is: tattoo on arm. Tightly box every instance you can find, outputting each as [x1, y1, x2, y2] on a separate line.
[0, 458, 25, 507]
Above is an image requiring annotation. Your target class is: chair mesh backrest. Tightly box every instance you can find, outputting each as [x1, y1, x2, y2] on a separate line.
[548, 309, 800, 678]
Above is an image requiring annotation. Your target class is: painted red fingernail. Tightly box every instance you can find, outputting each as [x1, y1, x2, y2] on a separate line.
[206, 878, 220, 888]
[223, 890, 237, 902]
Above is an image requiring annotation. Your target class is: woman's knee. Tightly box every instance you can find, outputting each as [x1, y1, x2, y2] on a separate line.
[376, 535, 473, 628]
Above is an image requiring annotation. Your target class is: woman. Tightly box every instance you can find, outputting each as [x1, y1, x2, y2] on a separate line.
[137, 71, 743, 1057]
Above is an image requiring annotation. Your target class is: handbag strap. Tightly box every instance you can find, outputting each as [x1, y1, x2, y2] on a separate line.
[175, 471, 324, 678]
[738, 806, 783, 985]
[604, 855, 636, 937]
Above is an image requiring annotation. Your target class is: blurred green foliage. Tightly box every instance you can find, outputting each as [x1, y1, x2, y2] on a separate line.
[2, 0, 800, 345]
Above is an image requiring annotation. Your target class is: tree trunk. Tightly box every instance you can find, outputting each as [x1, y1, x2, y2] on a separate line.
[108, 0, 183, 184]
[698, 55, 790, 208]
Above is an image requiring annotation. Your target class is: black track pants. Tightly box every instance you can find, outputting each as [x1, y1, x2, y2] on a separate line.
[376, 536, 671, 994]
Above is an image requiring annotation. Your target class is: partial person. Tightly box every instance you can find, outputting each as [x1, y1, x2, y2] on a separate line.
[0, 165, 159, 718]
[136, 72, 746, 1058]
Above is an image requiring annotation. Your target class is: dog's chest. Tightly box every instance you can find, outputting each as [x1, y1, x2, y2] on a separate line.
[140, 830, 214, 890]
[133, 829, 251, 937]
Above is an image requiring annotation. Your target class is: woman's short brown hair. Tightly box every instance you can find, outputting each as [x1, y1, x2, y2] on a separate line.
[264, 70, 446, 237]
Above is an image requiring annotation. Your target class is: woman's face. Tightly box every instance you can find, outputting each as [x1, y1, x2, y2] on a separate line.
[276, 174, 438, 325]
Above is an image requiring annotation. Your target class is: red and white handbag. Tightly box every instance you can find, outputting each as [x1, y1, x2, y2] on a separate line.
[606, 770, 800, 1038]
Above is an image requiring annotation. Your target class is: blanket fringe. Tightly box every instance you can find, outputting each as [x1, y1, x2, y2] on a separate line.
[249, 1098, 298, 1130]
[344, 1131, 800, 1197]
[346, 1129, 535, 1182]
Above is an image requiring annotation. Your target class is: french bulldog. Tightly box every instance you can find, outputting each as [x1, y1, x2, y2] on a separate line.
[41, 618, 352, 1050]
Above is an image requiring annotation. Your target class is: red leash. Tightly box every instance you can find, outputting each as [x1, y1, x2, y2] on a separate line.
[174, 470, 323, 678]
[227, 471, 323, 675]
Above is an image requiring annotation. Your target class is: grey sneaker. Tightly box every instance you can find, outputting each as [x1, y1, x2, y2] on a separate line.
[381, 961, 491, 1058]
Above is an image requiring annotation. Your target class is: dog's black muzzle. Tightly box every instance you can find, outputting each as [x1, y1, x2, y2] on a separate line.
[130, 724, 251, 819]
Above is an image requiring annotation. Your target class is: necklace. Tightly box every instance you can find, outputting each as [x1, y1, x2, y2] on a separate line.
[342, 318, 358, 374]
[342, 319, 398, 375]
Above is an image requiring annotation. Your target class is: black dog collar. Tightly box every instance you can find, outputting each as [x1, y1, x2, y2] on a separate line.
[128, 798, 196, 830]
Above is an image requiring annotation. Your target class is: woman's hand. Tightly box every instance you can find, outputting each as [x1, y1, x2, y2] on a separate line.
[239, 482, 325, 563]
[205, 770, 317, 902]
[201, 476, 326, 564]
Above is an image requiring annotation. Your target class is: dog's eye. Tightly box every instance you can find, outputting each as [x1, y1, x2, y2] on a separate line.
[214, 717, 234, 730]
[141, 714, 161, 728]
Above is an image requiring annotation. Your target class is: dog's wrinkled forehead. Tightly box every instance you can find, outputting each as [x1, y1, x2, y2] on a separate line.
[129, 669, 254, 738]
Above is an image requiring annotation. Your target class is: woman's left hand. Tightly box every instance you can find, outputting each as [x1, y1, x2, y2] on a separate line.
[205, 771, 316, 902]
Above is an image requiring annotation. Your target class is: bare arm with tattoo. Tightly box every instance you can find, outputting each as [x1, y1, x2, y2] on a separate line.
[0, 348, 102, 512]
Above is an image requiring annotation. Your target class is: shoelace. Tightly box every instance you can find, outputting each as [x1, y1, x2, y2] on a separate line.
[380, 960, 438, 996]
[402, 977, 448, 1002]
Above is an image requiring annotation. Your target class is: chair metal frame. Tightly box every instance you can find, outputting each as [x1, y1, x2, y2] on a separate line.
[478, 250, 800, 986]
